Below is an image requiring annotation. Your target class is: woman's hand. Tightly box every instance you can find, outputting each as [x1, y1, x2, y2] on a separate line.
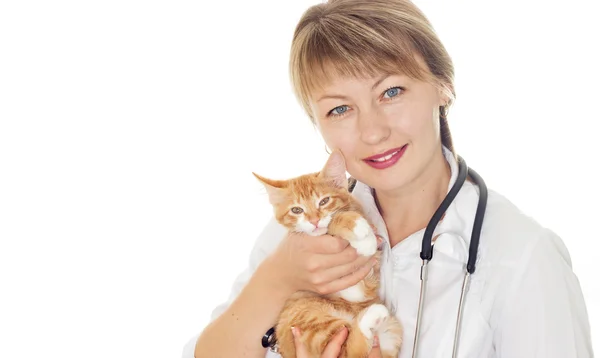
[265, 231, 377, 295]
[292, 326, 383, 358]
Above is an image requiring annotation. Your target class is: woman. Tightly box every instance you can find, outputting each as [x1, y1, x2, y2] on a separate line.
[184, 0, 593, 357]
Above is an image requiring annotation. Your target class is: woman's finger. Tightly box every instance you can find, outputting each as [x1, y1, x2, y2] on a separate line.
[376, 235, 384, 249]
[367, 346, 384, 358]
[319, 244, 362, 269]
[292, 327, 311, 358]
[367, 336, 383, 358]
[303, 234, 349, 254]
[329, 256, 377, 290]
[310, 234, 382, 271]
[321, 326, 348, 357]
[293, 326, 349, 358]
[319, 254, 373, 282]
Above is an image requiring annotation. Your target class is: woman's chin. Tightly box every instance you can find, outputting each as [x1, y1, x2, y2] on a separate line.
[359, 174, 410, 193]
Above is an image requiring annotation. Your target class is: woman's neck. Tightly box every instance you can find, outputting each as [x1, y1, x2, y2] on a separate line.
[374, 150, 452, 247]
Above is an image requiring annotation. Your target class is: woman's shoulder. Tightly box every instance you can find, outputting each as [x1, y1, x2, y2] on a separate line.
[470, 184, 573, 269]
[485, 187, 547, 235]
[468, 186, 591, 348]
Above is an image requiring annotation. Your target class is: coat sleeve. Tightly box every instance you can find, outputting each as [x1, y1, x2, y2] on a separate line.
[181, 217, 287, 358]
[494, 228, 594, 357]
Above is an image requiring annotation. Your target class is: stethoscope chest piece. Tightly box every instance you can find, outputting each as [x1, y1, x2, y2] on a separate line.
[261, 327, 279, 353]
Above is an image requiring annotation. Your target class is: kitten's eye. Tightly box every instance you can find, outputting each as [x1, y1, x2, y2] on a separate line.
[291, 207, 303, 214]
[319, 197, 330, 206]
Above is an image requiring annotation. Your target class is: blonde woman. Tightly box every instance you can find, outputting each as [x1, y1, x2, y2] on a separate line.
[184, 1, 593, 357]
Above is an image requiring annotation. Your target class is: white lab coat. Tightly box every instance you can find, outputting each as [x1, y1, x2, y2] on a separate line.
[183, 148, 594, 358]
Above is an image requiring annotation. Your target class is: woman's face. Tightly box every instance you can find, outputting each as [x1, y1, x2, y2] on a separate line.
[309, 64, 449, 194]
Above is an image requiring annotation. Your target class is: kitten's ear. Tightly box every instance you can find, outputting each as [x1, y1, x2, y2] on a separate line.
[252, 172, 287, 205]
[319, 149, 348, 189]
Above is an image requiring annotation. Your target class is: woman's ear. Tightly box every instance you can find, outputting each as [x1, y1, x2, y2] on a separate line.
[318, 150, 348, 189]
[437, 81, 453, 107]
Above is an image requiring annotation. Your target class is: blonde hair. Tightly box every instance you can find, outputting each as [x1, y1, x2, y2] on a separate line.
[289, 0, 456, 153]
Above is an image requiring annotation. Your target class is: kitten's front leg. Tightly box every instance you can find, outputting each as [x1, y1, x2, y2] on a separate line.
[328, 212, 378, 256]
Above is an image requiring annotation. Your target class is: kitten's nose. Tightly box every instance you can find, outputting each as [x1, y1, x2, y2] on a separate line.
[310, 219, 319, 227]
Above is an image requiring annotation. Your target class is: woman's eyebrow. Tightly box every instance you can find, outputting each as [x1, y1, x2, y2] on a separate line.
[316, 74, 394, 103]
[315, 73, 404, 103]
[371, 74, 392, 91]
[317, 94, 349, 103]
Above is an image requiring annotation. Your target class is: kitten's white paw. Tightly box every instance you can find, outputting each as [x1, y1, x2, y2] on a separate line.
[359, 304, 390, 340]
[350, 217, 377, 256]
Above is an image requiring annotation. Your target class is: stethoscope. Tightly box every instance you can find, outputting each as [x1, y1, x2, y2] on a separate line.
[261, 155, 488, 358]
[411, 155, 488, 358]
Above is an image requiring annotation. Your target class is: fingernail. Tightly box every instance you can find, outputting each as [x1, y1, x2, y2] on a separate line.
[336, 325, 346, 333]
[291, 326, 300, 337]
[373, 335, 380, 347]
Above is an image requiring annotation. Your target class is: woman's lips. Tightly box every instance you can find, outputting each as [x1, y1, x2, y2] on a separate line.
[363, 144, 408, 169]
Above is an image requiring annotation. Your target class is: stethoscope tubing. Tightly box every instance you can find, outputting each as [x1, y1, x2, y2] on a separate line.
[412, 156, 488, 358]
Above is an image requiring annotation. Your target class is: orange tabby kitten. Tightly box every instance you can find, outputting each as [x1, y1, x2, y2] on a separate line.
[253, 151, 403, 358]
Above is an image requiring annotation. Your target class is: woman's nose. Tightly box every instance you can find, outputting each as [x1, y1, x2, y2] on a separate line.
[358, 110, 391, 145]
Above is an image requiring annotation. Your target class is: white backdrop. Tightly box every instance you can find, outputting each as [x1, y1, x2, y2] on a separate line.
[0, 0, 598, 357]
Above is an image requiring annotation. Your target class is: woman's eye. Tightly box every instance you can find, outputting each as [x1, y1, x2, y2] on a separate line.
[383, 87, 402, 99]
[328, 105, 349, 117]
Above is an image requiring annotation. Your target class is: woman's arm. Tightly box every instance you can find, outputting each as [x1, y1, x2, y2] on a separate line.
[190, 224, 376, 358]
[194, 257, 293, 358]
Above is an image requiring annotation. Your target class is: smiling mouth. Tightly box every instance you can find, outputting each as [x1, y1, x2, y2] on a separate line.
[363, 145, 407, 162]
[370, 151, 399, 162]
[362, 144, 408, 169]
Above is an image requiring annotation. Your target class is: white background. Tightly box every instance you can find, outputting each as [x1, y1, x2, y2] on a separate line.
[1, 0, 598, 357]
